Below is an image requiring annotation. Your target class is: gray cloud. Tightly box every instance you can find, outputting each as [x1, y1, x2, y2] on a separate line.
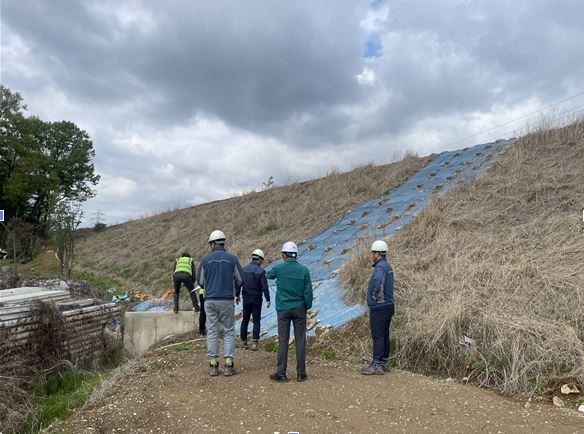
[3, 0, 368, 144]
[2, 0, 584, 225]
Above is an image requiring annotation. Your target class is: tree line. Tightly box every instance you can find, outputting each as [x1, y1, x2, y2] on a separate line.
[0, 85, 99, 275]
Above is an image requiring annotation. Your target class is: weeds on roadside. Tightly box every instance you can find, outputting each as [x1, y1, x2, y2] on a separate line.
[172, 343, 192, 352]
[264, 341, 277, 352]
[21, 368, 103, 433]
[323, 348, 336, 360]
[1, 301, 126, 433]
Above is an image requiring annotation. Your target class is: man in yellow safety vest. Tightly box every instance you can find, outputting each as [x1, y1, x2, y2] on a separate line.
[172, 251, 200, 313]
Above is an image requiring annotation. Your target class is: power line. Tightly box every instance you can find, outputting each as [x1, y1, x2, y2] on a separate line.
[426, 90, 584, 154]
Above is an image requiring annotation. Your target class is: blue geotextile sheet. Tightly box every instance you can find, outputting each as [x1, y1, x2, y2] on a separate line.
[237, 138, 515, 338]
[132, 299, 170, 312]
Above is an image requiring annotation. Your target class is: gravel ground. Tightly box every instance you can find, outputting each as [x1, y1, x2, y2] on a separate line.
[45, 339, 584, 434]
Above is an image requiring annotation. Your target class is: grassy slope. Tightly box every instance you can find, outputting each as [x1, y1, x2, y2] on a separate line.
[74, 119, 584, 396]
[73, 152, 428, 295]
[340, 119, 584, 395]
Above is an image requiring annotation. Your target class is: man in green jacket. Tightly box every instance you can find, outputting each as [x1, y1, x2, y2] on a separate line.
[267, 241, 313, 382]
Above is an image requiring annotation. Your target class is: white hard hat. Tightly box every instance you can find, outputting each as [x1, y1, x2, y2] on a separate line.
[371, 240, 388, 253]
[252, 248, 265, 259]
[208, 230, 226, 243]
[281, 241, 298, 254]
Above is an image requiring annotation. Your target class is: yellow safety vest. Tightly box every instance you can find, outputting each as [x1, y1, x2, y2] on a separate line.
[174, 256, 193, 275]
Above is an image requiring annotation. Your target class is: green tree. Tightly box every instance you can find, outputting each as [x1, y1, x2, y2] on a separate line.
[0, 86, 100, 258]
[0, 86, 28, 218]
[0, 84, 27, 119]
[50, 201, 83, 278]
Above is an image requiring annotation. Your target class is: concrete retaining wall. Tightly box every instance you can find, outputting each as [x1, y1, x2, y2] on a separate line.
[123, 311, 197, 356]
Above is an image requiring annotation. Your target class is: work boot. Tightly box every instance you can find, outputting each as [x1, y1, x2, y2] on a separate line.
[362, 363, 384, 375]
[269, 373, 288, 382]
[251, 339, 259, 351]
[209, 363, 219, 376]
[224, 363, 236, 376]
[242, 340, 249, 350]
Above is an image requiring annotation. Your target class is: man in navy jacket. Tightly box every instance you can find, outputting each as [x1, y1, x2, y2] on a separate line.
[362, 239, 395, 375]
[240, 248, 271, 351]
[198, 230, 244, 377]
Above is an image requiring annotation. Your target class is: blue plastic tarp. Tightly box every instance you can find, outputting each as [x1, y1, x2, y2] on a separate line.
[238, 139, 515, 337]
[131, 139, 514, 330]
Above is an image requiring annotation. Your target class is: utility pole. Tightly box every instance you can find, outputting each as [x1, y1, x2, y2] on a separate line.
[92, 209, 105, 226]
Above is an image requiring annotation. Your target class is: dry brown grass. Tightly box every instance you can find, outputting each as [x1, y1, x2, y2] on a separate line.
[340, 118, 584, 395]
[73, 116, 584, 397]
[0, 339, 38, 434]
[28, 301, 71, 365]
[74, 152, 428, 295]
[0, 301, 73, 434]
[308, 315, 372, 364]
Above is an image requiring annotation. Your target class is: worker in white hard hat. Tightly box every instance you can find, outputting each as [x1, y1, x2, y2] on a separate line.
[362, 239, 395, 375]
[240, 248, 271, 351]
[197, 230, 244, 377]
[267, 241, 313, 382]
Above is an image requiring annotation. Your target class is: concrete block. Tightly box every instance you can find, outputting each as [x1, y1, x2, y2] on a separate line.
[123, 311, 196, 356]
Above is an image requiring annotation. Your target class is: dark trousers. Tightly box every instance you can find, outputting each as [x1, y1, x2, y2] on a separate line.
[198, 293, 206, 334]
[240, 300, 262, 341]
[173, 272, 199, 310]
[370, 304, 394, 365]
[276, 305, 307, 377]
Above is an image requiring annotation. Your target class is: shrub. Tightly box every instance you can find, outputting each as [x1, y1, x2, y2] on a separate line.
[23, 368, 102, 432]
[93, 223, 107, 232]
[323, 348, 336, 360]
[264, 340, 277, 352]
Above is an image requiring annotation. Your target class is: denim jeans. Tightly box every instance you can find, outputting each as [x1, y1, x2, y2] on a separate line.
[205, 299, 236, 361]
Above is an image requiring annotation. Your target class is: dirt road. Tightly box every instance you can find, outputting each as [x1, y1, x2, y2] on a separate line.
[47, 339, 583, 434]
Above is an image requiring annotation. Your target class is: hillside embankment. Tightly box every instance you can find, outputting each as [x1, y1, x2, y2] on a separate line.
[12, 120, 584, 432]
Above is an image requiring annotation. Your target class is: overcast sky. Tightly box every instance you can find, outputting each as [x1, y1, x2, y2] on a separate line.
[2, 0, 584, 227]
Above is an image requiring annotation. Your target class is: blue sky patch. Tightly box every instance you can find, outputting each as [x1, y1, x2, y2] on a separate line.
[363, 33, 382, 58]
